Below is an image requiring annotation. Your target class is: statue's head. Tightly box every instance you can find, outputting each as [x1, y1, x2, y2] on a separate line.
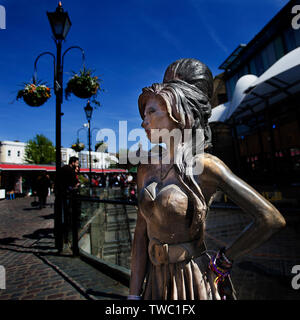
[138, 58, 213, 148]
[138, 59, 212, 237]
[163, 58, 213, 100]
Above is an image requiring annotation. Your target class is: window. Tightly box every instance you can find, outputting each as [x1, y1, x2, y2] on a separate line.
[264, 42, 277, 68]
[7, 150, 11, 157]
[283, 27, 297, 53]
[254, 53, 264, 76]
[273, 36, 285, 60]
[261, 48, 270, 70]
[252, 39, 280, 76]
[237, 64, 248, 79]
[225, 80, 233, 101]
[226, 74, 239, 101]
[249, 59, 257, 75]
[17, 151, 20, 157]
[293, 27, 300, 47]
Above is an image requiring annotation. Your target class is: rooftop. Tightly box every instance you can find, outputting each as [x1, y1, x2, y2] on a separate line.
[219, 0, 297, 71]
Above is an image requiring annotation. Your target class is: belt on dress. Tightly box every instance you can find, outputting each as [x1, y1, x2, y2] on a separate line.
[148, 237, 207, 266]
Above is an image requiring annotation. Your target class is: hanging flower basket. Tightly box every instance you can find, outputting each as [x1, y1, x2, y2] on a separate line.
[71, 141, 85, 152]
[17, 82, 51, 107]
[65, 68, 101, 106]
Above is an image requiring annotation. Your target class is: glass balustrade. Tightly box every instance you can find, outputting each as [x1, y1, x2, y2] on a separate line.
[72, 186, 137, 270]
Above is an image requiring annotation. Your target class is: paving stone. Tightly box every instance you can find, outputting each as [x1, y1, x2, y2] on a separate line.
[0, 197, 127, 300]
[205, 206, 300, 300]
[2, 195, 297, 300]
[46, 293, 65, 300]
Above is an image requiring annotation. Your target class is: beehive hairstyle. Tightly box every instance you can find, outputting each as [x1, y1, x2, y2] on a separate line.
[163, 58, 213, 149]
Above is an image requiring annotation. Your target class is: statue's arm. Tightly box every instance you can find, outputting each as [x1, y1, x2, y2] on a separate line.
[205, 155, 286, 261]
[129, 167, 149, 296]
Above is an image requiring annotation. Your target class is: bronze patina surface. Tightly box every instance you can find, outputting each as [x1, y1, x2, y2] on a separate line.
[129, 58, 286, 300]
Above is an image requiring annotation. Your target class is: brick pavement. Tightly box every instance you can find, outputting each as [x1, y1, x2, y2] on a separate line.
[1, 195, 299, 300]
[0, 196, 128, 300]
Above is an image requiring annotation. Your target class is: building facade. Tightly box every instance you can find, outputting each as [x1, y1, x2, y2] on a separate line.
[0, 140, 113, 169]
[210, 0, 300, 205]
[219, 0, 300, 101]
[0, 141, 26, 164]
[0, 140, 118, 196]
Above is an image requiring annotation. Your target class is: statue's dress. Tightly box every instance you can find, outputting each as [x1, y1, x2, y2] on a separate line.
[139, 179, 225, 300]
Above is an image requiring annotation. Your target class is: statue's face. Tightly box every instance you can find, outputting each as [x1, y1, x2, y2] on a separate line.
[141, 96, 178, 144]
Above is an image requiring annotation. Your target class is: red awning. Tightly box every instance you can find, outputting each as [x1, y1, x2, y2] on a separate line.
[0, 164, 55, 171]
[0, 163, 127, 173]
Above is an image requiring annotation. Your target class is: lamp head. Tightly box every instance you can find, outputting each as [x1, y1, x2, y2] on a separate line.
[47, 2, 72, 40]
[84, 101, 93, 121]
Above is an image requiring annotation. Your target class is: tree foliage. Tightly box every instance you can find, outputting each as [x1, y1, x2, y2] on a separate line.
[24, 134, 56, 164]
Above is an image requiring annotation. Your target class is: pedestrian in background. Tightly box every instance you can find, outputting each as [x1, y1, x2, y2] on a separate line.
[36, 172, 51, 209]
[60, 156, 79, 253]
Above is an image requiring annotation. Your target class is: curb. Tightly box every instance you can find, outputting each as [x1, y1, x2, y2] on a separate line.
[35, 253, 98, 300]
[79, 249, 130, 288]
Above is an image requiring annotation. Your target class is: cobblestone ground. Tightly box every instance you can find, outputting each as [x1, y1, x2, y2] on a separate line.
[0, 196, 128, 300]
[205, 206, 300, 300]
[1, 195, 299, 300]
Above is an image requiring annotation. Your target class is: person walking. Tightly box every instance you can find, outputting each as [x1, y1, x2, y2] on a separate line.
[36, 173, 51, 209]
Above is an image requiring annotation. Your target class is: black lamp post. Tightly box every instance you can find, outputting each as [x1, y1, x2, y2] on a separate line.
[91, 127, 103, 174]
[48, 2, 71, 251]
[33, 2, 85, 251]
[84, 101, 93, 191]
[77, 124, 102, 179]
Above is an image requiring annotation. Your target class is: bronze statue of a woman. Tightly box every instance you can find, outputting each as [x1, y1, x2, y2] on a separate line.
[128, 58, 286, 300]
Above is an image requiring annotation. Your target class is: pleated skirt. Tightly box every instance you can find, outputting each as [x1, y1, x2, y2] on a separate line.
[142, 253, 222, 300]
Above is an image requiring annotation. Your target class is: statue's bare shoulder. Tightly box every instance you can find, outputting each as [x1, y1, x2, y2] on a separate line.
[194, 153, 232, 189]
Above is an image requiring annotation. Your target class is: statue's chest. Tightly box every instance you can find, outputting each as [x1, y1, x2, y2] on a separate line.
[139, 181, 189, 222]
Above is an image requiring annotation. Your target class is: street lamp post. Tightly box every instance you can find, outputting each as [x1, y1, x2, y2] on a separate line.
[47, 2, 71, 251]
[77, 124, 102, 183]
[91, 127, 102, 173]
[84, 101, 93, 194]
[33, 2, 86, 251]
[77, 126, 87, 141]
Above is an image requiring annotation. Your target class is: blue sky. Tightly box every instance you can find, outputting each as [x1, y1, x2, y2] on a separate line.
[0, 0, 289, 151]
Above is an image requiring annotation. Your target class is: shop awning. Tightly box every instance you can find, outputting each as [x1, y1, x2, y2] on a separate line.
[0, 164, 55, 171]
[225, 74, 258, 120]
[0, 163, 127, 173]
[229, 47, 300, 121]
[209, 103, 229, 123]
